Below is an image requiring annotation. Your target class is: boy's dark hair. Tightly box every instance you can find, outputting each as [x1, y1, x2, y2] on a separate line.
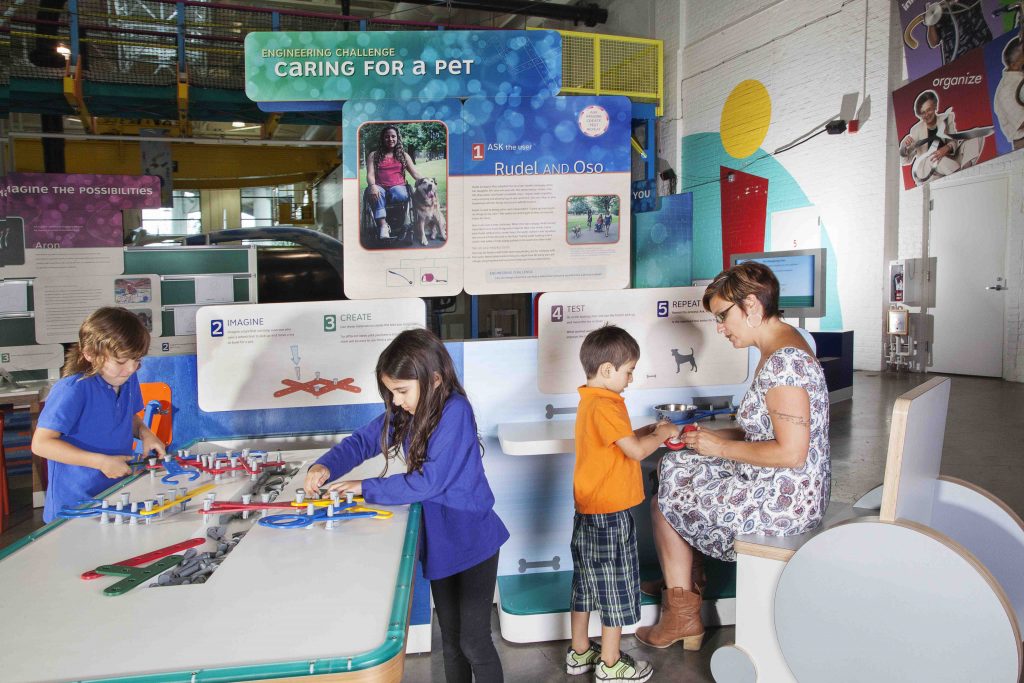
[579, 324, 640, 378]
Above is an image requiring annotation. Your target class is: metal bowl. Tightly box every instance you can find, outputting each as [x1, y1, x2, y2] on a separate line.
[654, 403, 699, 422]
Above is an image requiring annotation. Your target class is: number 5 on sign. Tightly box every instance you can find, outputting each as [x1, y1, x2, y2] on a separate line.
[657, 301, 669, 317]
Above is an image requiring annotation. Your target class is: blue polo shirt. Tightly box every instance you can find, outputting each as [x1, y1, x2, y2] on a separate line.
[38, 373, 142, 523]
[314, 393, 509, 580]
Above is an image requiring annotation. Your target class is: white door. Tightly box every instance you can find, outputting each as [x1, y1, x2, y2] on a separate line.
[929, 176, 1008, 377]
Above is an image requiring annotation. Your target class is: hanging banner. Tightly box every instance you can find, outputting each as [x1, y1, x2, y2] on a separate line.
[984, 30, 1024, 154]
[195, 299, 425, 412]
[536, 287, 748, 395]
[898, 0, 1015, 81]
[244, 30, 562, 107]
[461, 95, 632, 295]
[2, 173, 161, 278]
[342, 99, 464, 299]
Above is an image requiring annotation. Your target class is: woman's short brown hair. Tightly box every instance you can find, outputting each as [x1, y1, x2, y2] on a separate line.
[702, 261, 781, 319]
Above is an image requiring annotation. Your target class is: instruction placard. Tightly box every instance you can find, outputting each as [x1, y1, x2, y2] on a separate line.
[33, 274, 163, 344]
[536, 287, 749, 394]
[196, 299, 426, 412]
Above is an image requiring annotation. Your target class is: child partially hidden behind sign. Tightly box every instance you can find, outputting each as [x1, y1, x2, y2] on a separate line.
[303, 328, 509, 683]
[567, 325, 678, 683]
[33, 307, 165, 523]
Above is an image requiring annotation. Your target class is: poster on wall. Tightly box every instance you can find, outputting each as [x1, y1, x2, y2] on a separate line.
[2, 174, 161, 278]
[33, 274, 163, 344]
[244, 30, 562, 108]
[462, 95, 632, 295]
[633, 192, 693, 289]
[984, 30, 1024, 153]
[892, 49, 998, 189]
[342, 99, 464, 299]
[0, 344, 65, 374]
[195, 299, 425, 412]
[536, 287, 748, 395]
[898, 0, 1015, 81]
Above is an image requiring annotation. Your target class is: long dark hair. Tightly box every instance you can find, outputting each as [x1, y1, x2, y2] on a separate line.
[63, 306, 150, 378]
[373, 125, 410, 169]
[376, 328, 468, 474]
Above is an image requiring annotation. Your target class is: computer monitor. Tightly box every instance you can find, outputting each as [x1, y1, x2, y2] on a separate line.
[730, 248, 827, 319]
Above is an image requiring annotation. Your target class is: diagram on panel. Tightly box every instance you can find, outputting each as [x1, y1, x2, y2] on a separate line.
[275, 345, 362, 398]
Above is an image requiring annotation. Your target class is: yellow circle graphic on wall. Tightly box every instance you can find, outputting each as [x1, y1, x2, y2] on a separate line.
[720, 80, 771, 159]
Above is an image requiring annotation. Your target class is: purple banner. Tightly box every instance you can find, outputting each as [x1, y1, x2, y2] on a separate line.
[6, 173, 161, 248]
[899, 0, 1017, 81]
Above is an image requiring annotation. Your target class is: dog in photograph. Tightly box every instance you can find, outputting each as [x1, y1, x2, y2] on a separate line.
[671, 347, 697, 373]
[412, 177, 446, 246]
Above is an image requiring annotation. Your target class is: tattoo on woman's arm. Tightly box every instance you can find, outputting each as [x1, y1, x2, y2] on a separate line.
[770, 410, 810, 426]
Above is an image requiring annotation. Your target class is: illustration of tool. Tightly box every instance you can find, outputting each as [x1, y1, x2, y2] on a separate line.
[274, 375, 361, 398]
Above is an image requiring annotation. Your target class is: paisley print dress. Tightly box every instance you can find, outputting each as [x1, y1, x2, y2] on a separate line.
[657, 347, 831, 561]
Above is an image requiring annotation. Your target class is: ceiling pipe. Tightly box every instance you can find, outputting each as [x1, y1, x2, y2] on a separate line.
[383, 0, 608, 26]
[8, 132, 342, 147]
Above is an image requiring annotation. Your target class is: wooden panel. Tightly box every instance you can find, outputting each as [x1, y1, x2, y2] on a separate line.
[879, 376, 950, 524]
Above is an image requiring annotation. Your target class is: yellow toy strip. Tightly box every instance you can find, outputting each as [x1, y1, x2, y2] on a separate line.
[140, 483, 216, 516]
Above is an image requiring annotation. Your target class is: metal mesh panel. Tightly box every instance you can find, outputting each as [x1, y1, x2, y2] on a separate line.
[279, 14, 360, 33]
[561, 32, 595, 90]
[600, 38, 660, 100]
[184, 4, 260, 89]
[8, 0, 70, 80]
[76, 0, 178, 85]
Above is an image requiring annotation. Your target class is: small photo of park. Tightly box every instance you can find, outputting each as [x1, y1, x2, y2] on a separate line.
[567, 195, 620, 245]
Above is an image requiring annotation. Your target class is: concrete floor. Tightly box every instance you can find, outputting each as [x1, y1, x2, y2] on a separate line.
[3, 370, 1022, 682]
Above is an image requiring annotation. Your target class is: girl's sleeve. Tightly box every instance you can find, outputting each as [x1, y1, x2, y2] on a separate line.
[314, 412, 387, 480]
[36, 380, 83, 434]
[362, 398, 474, 505]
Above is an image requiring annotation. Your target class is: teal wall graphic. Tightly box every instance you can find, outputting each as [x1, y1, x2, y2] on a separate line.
[680, 132, 843, 329]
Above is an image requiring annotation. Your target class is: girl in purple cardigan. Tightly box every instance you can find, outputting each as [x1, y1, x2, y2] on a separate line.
[304, 328, 508, 683]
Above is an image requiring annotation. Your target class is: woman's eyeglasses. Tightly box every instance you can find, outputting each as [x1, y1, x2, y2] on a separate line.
[712, 303, 736, 324]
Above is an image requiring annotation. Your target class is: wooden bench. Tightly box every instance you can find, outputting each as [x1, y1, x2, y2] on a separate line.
[711, 377, 1024, 683]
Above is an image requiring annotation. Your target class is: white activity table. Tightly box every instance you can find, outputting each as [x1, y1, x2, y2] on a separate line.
[0, 438, 419, 683]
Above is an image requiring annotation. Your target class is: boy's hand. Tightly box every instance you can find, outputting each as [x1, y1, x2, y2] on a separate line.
[304, 464, 331, 498]
[140, 431, 166, 459]
[654, 421, 679, 442]
[97, 455, 133, 479]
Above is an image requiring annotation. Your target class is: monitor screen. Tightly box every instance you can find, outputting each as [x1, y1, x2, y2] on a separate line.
[730, 248, 827, 319]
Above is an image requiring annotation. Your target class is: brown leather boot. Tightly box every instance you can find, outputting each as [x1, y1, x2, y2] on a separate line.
[634, 587, 704, 651]
[640, 555, 706, 597]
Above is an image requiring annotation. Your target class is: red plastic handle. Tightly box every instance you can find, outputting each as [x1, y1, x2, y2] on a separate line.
[663, 424, 699, 451]
[81, 538, 206, 580]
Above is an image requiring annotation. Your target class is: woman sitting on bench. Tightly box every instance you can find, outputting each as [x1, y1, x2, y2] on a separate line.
[636, 261, 832, 652]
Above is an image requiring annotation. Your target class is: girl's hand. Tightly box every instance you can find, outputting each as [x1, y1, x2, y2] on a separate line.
[326, 479, 363, 497]
[98, 455, 133, 479]
[304, 464, 331, 498]
[682, 424, 728, 457]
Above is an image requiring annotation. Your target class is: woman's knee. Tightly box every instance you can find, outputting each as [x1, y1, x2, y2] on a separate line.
[387, 184, 410, 203]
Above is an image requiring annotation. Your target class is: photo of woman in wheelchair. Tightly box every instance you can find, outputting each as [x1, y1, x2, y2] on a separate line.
[363, 125, 423, 246]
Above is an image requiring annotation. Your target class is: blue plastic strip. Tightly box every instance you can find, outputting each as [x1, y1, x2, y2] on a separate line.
[68, 0, 80, 65]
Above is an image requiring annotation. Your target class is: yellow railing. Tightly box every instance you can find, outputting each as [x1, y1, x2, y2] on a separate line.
[536, 28, 663, 115]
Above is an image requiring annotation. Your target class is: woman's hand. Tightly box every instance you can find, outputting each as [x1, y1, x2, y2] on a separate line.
[681, 424, 729, 457]
[304, 464, 331, 498]
[326, 479, 363, 497]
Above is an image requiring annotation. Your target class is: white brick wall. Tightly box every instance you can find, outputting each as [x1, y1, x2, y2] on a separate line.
[666, 0, 892, 370]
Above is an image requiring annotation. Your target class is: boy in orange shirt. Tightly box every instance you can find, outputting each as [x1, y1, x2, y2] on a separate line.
[566, 325, 678, 682]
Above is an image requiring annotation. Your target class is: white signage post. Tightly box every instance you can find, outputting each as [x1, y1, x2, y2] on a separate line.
[196, 299, 426, 412]
[537, 287, 749, 395]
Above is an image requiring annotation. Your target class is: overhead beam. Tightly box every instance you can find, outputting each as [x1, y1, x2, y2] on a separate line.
[388, 0, 607, 26]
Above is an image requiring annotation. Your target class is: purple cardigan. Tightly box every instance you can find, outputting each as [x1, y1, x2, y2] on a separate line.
[314, 392, 508, 580]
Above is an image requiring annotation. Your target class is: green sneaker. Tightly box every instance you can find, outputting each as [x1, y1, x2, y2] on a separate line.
[595, 652, 654, 683]
[565, 640, 602, 675]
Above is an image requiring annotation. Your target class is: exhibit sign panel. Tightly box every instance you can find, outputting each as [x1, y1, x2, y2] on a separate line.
[342, 99, 464, 298]
[34, 274, 163, 344]
[0, 344, 64, 373]
[196, 299, 426, 412]
[461, 95, 632, 295]
[2, 173, 161, 278]
[536, 287, 748, 394]
[244, 30, 562, 107]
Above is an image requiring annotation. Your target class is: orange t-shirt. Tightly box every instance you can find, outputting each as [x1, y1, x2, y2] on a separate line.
[573, 386, 643, 514]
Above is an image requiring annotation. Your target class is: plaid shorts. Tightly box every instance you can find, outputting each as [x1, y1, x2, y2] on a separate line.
[569, 510, 641, 627]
